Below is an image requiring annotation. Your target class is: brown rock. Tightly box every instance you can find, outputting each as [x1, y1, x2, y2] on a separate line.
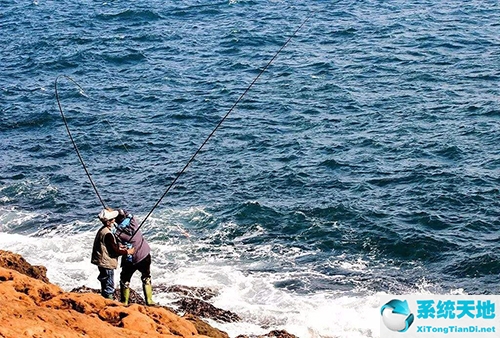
[235, 330, 298, 338]
[0, 250, 295, 338]
[175, 297, 241, 323]
[0, 249, 49, 283]
[71, 285, 147, 305]
[157, 284, 219, 301]
[0, 250, 222, 338]
[184, 313, 230, 338]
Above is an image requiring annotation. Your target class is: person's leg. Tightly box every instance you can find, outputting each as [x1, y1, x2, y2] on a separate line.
[119, 259, 136, 305]
[97, 267, 114, 299]
[137, 254, 154, 305]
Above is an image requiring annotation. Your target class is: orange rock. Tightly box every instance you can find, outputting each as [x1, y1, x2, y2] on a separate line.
[0, 251, 220, 338]
[0, 249, 49, 283]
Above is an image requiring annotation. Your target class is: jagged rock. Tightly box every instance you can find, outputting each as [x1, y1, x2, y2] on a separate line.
[0, 249, 49, 283]
[184, 314, 230, 338]
[157, 283, 219, 301]
[0, 250, 295, 338]
[175, 297, 241, 323]
[157, 283, 240, 323]
[0, 250, 224, 338]
[70, 285, 183, 314]
[235, 330, 299, 338]
[70, 285, 147, 305]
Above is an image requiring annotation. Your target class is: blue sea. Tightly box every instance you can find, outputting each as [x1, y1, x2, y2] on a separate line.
[1, 1, 499, 337]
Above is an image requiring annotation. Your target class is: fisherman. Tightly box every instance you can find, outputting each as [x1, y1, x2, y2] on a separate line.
[91, 208, 135, 299]
[114, 209, 155, 306]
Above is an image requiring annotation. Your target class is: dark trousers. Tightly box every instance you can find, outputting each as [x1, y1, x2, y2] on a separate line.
[120, 254, 151, 284]
[97, 267, 114, 297]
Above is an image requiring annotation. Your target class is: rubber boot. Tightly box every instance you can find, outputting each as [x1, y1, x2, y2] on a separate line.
[120, 281, 130, 305]
[142, 277, 155, 306]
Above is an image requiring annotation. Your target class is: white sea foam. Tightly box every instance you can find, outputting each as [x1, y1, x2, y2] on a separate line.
[0, 206, 38, 232]
[150, 255, 381, 337]
[0, 207, 386, 338]
[0, 228, 383, 338]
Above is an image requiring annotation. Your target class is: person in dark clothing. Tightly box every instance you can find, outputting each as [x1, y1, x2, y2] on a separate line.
[114, 209, 154, 305]
[91, 208, 135, 299]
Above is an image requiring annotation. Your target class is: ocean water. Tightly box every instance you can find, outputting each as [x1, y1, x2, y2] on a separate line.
[1, 1, 500, 337]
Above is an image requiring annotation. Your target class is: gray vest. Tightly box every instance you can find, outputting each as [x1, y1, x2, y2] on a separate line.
[91, 225, 119, 269]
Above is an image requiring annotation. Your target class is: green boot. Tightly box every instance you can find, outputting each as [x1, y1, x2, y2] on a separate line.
[120, 281, 130, 305]
[142, 277, 155, 306]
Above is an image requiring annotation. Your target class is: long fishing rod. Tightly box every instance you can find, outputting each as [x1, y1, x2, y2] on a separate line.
[131, 13, 312, 240]
[55, 75, 107, 209]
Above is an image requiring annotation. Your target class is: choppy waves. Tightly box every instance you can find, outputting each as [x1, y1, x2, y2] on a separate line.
[1, 0, 500, 337]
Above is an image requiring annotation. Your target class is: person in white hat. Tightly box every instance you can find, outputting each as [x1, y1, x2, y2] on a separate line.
[91, 208, 135, 299]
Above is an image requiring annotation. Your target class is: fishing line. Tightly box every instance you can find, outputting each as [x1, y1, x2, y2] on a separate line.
[55, 75, 155, 209]
[104, 119, 155, 189]
[131, 12, 312, 239]
[55, 75, 107, 208]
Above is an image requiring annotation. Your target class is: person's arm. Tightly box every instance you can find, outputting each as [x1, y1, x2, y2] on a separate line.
[104, 233, 133, 255]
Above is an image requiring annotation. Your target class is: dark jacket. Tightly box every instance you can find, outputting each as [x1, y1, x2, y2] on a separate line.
[114, 210, 151, 265]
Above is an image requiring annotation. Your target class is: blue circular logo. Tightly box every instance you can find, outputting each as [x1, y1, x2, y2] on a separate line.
[381, 299, 415, 332]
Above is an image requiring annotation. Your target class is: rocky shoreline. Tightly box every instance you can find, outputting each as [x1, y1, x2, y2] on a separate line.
[0, 250, 298, 338]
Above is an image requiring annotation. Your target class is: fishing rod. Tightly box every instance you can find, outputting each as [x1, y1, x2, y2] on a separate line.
[131, 13, 312, 240]
[55, 75, 107, 209]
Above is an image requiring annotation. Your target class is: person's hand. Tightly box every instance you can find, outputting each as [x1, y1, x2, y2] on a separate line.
[127, 247, 135, 255]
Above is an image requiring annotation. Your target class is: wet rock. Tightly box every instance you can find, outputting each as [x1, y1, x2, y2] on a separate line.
[0, 250, 294, 338]
[157, 283, 240, 323]
[156, 283, 219, 301]
[175, 297, 241, 323]
[235, 330, 299, 338]
[0, 250, 217, 338]
[70, 285, 99, 294]
[184, 313, 230, 338]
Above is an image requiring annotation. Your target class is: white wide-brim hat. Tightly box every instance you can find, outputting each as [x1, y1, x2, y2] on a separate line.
[98, 209, 119, 221]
